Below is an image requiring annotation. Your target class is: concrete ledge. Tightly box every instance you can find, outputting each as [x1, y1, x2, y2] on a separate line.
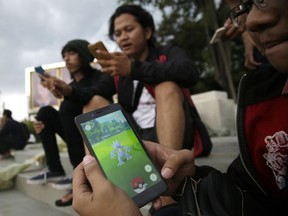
[192, 90, 237, 136]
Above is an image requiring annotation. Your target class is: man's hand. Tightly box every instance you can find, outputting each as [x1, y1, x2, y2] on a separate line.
[221, 18, 263, 70]
[73, 155, 142, 216]
[97, 50, 132, 77]
[41, 76, 72, 99]
[221, 18, 245, 41]
[144, 141, 195, 195]
[51, 78, 73, 97]
[242, 32, 262, 70]
[33, 121, 45, 134]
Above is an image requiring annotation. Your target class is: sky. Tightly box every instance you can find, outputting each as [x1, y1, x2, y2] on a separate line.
[0, 0, 123, 120]
[0, 0, 220, 121]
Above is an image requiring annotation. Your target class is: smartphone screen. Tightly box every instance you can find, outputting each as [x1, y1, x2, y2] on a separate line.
[34, 66, 45, 75]
[75, 103, 167, 207]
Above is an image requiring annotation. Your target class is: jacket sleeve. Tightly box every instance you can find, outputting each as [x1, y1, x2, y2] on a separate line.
[66, 74, 116, 106]
[131, 45, 200, 87]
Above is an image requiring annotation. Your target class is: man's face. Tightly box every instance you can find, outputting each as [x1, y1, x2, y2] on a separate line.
[246, 0, 288, 74]
[113, 13, 152, 61]
[62, 51, 81, 74]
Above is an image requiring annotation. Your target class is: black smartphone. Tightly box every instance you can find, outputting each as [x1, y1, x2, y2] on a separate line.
[74, 103, 168, 208]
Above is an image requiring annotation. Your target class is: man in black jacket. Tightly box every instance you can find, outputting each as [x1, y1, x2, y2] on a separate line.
[27, 39, 113, 207]
[0, 109, 27, 160]
[83, 5, 211, 158]
[70, 4, 211, 213]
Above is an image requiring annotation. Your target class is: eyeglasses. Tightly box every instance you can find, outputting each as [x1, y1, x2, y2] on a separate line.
[229, 0, 269, 27]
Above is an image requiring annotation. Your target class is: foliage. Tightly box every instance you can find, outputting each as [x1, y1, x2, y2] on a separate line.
[117, 0, 249, 101]
[81, 118, 130, 144]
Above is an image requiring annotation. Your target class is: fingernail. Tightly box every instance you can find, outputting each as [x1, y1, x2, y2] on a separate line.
[161, 168, 173, 179]
[83, 155, 95, 166]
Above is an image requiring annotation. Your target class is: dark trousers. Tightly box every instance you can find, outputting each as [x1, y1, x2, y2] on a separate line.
[0, 136, 14, 154]
[36, 105, 85, 173]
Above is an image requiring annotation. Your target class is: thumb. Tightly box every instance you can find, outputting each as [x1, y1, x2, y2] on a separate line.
[82, 155, 106, 187]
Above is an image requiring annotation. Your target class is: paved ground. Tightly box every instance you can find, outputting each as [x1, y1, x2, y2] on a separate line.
[0, 136, 239, 216]
[0, 189, 72, 216]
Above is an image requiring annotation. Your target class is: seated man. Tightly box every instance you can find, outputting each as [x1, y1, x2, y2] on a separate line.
[87, 4, 212, 156]
[26, 39, 113, 207]
[0, 109, 27, 160]
[85, 4, 212, 211]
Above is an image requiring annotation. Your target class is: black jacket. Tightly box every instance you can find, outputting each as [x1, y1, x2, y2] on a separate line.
[117, 43, 200, 114]
[181, 67, 288, 216]
[68, 43, 200, 114]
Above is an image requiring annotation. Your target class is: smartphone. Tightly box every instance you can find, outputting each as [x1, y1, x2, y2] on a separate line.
[210, 27, 227, 44]
[74, 103, 168, 207]
[34, 66, 49, 80]
[88, 41, 110, 67]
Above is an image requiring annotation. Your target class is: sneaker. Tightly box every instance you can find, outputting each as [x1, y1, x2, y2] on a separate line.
[26, 170, 66, 185]
[51, 176, 72, 190]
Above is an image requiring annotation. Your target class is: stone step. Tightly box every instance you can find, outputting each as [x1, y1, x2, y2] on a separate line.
[1, 136, 238, 216]
[10, 143, 150, 215]
[11, 144, 76, 215]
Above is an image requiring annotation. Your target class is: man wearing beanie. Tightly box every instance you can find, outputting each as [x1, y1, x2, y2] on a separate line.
[26, 39, 114, 207]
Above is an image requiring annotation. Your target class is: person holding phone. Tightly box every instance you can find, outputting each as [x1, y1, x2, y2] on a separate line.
[73, 1, 288, 215]
[27, 39, 113, 207]
[81, 4, 211, 212]
[87, 4, 212, 155]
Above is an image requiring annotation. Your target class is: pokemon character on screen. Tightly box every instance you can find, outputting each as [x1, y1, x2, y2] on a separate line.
[110, 140, 132, 166]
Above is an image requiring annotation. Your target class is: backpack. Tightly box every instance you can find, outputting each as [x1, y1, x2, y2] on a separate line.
[114, 44, 212, 157]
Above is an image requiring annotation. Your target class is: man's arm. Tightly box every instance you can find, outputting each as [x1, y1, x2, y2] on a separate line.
[132, 45, 200, 87]
[67, 74, 116, 106]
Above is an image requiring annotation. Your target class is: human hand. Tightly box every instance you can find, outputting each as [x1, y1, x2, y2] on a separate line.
[242, 32, 262, 70]
[97, 50, 132, 77]
[51, 78, 72, 97]
[72, 155, 142, 216]
[143, 141, 195, 210]
[221, 18, 245, 41]
[33, 121, 45, 134]
[40, 76, 64, 99]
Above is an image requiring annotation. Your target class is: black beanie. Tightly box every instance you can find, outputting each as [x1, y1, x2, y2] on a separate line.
[61, 39, 94, 67]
